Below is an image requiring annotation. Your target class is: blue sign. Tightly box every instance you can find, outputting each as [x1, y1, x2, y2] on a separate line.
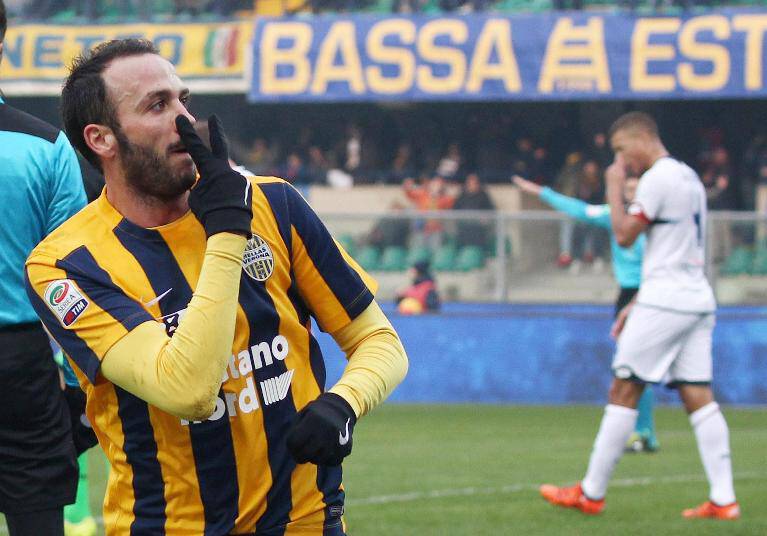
[317, 304, 767, 405]
[250, 10, 767, 102]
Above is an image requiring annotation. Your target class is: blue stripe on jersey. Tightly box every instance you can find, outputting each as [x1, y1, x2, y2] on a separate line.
[285, 186, 373, 320]
[114, 387, 167, 535]
[114, 221, 239, 535]
[258, 183, 293, 253]
[238, 275, 296, 535]
[58, 246, 154, 332]
[23, 270, 102, 382]
[318, 465, 344, 533]
[307, 333, 326, 397]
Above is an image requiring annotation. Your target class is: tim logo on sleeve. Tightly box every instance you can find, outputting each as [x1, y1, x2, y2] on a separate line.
[44, 279, 89, 327]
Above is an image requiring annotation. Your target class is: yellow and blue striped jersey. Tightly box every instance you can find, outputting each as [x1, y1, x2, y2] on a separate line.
[25, 177, 376, 535]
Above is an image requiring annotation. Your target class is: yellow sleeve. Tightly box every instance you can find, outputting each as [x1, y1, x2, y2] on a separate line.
[328, 301, 408, 418]
[100, 233, 246, 420]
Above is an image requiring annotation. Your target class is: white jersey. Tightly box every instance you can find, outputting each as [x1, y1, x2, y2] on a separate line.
[627, 157, 716, 313]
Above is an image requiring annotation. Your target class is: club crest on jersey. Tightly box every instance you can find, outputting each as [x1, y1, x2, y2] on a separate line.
[242, 234, 274, 281]
[44, 279, 89, 327]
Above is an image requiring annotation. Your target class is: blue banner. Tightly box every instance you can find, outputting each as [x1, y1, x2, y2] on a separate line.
[317, 304, 767, 405]
[250, 9, 767, 102]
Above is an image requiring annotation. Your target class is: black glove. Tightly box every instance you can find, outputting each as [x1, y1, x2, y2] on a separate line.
[286, 392, 357, 466]
[175, 114, 253, 238]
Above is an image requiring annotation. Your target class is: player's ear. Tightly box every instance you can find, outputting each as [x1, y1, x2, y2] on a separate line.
[84, 124, 117, 160]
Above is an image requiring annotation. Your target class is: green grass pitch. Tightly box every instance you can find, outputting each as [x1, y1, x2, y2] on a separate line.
[2, 404, 765, 535]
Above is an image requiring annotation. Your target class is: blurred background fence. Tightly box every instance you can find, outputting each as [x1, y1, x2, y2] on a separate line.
[318, 205, 767, 305]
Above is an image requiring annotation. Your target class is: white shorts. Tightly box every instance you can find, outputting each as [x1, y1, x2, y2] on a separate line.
[612, 304, 715, 385]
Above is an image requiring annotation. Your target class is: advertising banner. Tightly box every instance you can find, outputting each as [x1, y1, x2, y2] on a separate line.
[250, 10, 767, 102]
[0, 21, 252, 95]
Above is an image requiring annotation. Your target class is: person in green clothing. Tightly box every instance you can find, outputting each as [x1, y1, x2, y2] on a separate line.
[514, 174, 659, 452]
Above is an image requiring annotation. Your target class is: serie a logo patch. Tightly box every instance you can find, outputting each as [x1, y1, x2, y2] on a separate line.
[44, 279, 89, 327]
[242, 234, 274, 282]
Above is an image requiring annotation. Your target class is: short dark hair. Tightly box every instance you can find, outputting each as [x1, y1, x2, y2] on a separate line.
[608, 111, 659, 139]
[0, 0, 7, 44]
[61, 39, 159, 171]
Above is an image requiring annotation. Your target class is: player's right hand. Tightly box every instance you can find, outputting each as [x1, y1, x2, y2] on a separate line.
[611, 301, 634, 339]
[176, 114, 253, 238]
[286, 392, 357, 466]
[512, 175, 541, 196]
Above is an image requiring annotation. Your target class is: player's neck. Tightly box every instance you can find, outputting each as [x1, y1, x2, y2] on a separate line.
[105, 178, 190, 229]
[647, 142, 670, 168]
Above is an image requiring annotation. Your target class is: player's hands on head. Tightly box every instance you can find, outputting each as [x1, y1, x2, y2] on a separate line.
[286, 392, 357, 466]
[512, 175, 541, 196]
[176, 114, 253, 238]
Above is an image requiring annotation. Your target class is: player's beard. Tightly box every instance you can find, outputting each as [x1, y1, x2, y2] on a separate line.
[115, 128, 197, 202]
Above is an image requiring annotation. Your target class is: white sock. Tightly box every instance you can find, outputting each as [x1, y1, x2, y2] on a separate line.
[690, 402, 736, 505]
[581, 404, 638, 500]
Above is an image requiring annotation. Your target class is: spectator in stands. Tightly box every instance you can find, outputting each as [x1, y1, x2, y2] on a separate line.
[573, 159, 608, 268]
[589, 132, 612, 170]
[404, 174, 456, 250]
[208, 0, 249, 16]
[306, 145, 330, 184]
[453, 172, 495, 248]
[528, 146, 554, 186]
[244, 137, 276, 175]
[511, 136, 535, 180]
[342, 124, 363, 179]
[553, 0, 583, 9]
[554, 151, 584, 267]
[436, 142, 462, 181]
[393, 0, 427, 12]
[367, 201, 411, 250]
[701, 146, 736, 210]
[388, 143, 416, 184]
[741, 132, 767, 210]
[22, 0, 66, 19]
[396, 260, 440, 314]
[278, 152, 310, 184]
[701, 146, 737, 261]
[174, 0, 205, 17]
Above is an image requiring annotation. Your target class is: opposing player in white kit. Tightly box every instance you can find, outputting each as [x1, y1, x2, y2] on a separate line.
[540, 112, 740, 520]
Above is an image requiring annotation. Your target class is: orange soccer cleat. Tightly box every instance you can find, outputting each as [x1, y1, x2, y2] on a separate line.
[539, 483, 605, 515]
[682, 501, 741, 520]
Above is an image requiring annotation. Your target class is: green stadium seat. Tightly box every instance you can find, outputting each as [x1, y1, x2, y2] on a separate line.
[421, 0, 442, 14]
[379, 246, 408, 272]
[487, 237, 512, 258]
[49, 9, 78, 22]
[363, 0, 393, 13]
[356, 246, 380, 271]
[455, 246, 485, 272]
[337, 233, 356, 258]
[751, 247, 767, 275]
[720, 246, 753, 276]
[406, 245, 431, 267]
[432, 244, 458, 272]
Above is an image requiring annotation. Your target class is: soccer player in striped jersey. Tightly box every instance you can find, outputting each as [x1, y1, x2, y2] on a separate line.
[25, 39, 408, 535]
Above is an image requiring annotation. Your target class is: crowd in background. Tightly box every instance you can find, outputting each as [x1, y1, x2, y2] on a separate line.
[225, 114, 767, 269]
[231, 120, 759, 216]
[1, 0, 754, 20]
[2, 0, 250, 20]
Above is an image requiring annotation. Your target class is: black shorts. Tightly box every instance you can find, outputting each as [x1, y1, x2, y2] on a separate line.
[0, 323, 77, 514]
[614, 287, 639, 319]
